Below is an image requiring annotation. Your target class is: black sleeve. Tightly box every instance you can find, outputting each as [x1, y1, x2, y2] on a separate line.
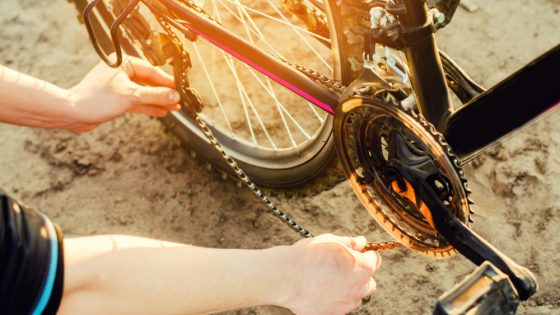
[0, 191, 65, 315]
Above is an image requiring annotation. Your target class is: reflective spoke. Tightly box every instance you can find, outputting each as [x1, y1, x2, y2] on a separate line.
[223, 55, 277, 148]
[219, 0, 331, 43]
[192, 43, 234, 134]
[177, 0, 333, 150]
[264, 0, 332, 72]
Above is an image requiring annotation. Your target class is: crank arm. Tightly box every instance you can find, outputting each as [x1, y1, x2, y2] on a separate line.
[431, 207, 537, 301]
[398, 169, 538, 301]
[388, 156, 538, 301]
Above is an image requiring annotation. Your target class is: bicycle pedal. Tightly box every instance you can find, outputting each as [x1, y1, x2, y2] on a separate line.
[434, 262, 520, 315]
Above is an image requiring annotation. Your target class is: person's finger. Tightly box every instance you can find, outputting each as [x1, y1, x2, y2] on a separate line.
[130, 105, 170, 117]
[337, 236, 366, 251]
[171, 104, 182, 111]
[351, 236, 367, 251]
[132, 86, 181, 106]
[162, 103, 181, 111]
[123, 57, 175, 88]
[365, 277, 377, 296]
[66, 124, 99, 133]
[362, 250, 381, 273]
[130, 103, 179, 115]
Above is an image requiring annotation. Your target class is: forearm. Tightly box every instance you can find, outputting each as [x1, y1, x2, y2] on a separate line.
[0, 65, 77, 129]
[59, 235, 293, 315]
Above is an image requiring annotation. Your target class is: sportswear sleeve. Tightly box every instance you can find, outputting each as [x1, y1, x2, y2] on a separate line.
[0, 191, 65, 315]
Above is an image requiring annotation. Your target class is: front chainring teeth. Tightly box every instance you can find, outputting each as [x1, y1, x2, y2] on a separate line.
[404, 107, 476, 224]
[371, 179, 452, 252]
[335, 98, 473, 258]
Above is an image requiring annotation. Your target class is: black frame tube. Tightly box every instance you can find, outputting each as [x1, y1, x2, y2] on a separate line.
[444, 44, 560, 159]
[146, 0, 339, 114]
[400, 0, 453, 131]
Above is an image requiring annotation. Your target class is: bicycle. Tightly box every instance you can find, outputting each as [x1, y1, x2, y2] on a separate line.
[70, 0, 559, 313]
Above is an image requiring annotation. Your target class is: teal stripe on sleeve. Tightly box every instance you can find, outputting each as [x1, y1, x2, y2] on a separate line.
[31, 213, 59, 315]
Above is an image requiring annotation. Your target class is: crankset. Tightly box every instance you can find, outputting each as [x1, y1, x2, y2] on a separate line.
[334, 59, 538, 304]
[334, 53, 473, 257]
[334, 96, 472, 257]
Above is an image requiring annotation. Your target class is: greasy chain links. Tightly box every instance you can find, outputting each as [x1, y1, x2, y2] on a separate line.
[154, 0, 403, 251]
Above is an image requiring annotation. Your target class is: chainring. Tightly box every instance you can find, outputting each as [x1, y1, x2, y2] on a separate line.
[334, 96, 474, 258]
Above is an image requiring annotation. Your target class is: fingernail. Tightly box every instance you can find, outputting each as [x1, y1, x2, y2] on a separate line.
[169, 91, 181, 103]
[354, 236, 367, 248]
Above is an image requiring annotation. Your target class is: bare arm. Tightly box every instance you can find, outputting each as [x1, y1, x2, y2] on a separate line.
[0, 65, 75, 129]
[59, 234, 380, 315]
[0, 57, 180, 132]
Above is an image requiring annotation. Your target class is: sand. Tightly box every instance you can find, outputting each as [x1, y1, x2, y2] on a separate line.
[0, 0, 559, 314]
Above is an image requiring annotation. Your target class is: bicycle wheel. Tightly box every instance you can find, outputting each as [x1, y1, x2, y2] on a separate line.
[75, 0, 350, 191]
[159, 0, 343, 190]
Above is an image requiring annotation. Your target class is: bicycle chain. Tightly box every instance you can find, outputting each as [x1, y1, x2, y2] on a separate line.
[158, 5, 314, 239]
[154, 0, 404, 251]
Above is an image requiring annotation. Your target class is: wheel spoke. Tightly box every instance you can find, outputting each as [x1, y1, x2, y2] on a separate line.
[245, 67, 302, 146]
[264, 0, 332, 72]
[212, 0, 281, 148]
[219, 0, 331, 43]
[226, 55, 257, 144]
[226, 1, 313, 146]
[223, 51, 278, 148]
[307, 102, 326, 124]
[225, 0, 328, 128]
[242, 62, 312, 140]
[216, 0, 287, 60]
[172, 0, 331, 149]
[192, 43, 234, 134]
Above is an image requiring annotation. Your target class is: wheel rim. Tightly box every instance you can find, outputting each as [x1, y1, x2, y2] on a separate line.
[172, 1, 335, 160]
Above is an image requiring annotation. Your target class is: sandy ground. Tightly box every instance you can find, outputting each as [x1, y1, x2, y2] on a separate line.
[1, 0, 559, 314]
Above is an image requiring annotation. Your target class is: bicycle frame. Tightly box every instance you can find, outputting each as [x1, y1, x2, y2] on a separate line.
[77, 0, 552, 305]
[446, 44, 560, 158]
[82, 0, 560, 163]
[367, 0, 560, 159]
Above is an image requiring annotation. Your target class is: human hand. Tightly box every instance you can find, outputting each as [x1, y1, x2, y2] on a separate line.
[279, 234, 381, 315]
[64, 56, 181, 132]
